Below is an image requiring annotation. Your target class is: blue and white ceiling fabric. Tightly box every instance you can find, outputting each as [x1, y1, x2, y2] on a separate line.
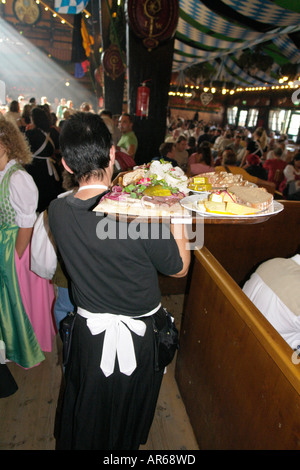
[173, 0, 300, 87]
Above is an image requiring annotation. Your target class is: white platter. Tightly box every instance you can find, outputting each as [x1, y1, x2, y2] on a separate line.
[180, 194, 284, 219]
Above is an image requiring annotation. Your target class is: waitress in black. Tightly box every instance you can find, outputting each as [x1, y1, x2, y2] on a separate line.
[48, 112, 190, 450]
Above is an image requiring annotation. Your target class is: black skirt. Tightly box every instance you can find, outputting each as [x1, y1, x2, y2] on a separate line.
[0, 364, 18, 398]
[56, 309, 165, 450]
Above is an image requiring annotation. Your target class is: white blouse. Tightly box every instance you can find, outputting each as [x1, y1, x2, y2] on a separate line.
[243, 255, 300, 350]
[284, 164, 300, 183]
[0, 159, 38, 228]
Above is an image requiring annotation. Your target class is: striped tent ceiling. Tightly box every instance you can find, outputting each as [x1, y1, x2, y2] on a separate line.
[173, 0, 300, 87]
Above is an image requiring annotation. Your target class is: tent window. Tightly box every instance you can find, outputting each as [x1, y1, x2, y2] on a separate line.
[268, 109, 291, 133]
[238, 110, 248, 127]
[227, 106, 238, 125]
[247, 109, 259, 128]
[287, 112, 300, 141]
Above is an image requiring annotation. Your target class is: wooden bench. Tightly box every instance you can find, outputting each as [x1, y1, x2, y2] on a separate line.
[175, 200, 300, 449]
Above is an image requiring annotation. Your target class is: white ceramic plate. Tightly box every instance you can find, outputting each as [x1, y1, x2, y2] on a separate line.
[180, 194, 284, 218]
[189, 183, 257, 195]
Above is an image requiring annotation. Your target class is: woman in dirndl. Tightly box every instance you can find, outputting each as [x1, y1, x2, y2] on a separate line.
[0, 116, 56, 370]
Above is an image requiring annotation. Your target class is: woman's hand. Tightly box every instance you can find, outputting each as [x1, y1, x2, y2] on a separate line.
[15, 227, 33, 259]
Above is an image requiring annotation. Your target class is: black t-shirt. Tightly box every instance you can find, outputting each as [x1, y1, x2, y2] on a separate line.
[246, 139, 263, 158]
[48, 192, 183, 315]
[246, 164, 268, 180]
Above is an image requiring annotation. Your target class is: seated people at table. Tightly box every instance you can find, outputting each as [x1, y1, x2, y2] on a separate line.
[281, 152, 300, 200]
[228, 133, 245, 164]
[244, 153, 268, 180]
[48, 112, 190, 450]
[212, 128, 226, 158]
[152, 142, 177, 167]
[267, 131, 276, 152]
[240, 127, 265, 167]
[187, 141, 215, 176]
[218, 131, 233, 155]
[173, 135, 189, 170]
[266, 138, 289, 161]
[210, 127, 222, 145]
[117, 113, 138, 159]
[186, 136, 197, 156]
[243, 254, 300, 350]
[263, 146, 287, 188]
[197, 125, 211, 146]
[216, 148, 237, 168]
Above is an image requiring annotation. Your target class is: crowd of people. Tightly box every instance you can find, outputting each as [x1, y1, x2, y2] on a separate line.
[163, 116, 300, 199]
[0, 92, 299, 449]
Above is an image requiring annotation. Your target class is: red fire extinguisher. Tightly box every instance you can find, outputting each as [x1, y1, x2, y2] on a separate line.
[136, 81, 150, 118]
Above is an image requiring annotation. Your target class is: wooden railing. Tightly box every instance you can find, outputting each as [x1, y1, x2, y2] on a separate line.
[175, 200, 300, 449]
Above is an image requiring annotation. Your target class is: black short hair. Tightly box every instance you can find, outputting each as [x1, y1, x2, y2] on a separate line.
[59, 112, 113, 182]
[99, 109, 112, 119]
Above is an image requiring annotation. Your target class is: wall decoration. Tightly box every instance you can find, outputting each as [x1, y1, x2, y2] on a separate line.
[102, 44, 125, 80]
[184, 90, 195, 105]
[200, 92, 213, 106]
[13, 0, 41, 25]
[127, 0, 179, 51]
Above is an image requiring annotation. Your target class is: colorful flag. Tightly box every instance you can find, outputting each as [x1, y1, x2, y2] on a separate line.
[71, 15, 93, 78]
[54, 0, 89, 15]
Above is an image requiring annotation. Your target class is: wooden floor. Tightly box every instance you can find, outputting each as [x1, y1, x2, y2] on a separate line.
[0, 295, 199, 451]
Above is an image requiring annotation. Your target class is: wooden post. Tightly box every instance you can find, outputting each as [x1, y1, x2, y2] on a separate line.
[127, 30, 175, 165]
[99, 0, 125, 115]
[125, 0, 178, 165]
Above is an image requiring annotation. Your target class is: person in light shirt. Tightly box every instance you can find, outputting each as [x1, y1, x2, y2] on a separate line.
[173, 134, 189, 170]
[243, 254, 300, 350]
[117, 113, 138, 158]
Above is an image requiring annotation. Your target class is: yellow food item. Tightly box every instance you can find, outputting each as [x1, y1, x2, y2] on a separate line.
[225, 202, 259, 215]
[209, 193, 224, 203]
[193, 177, 207, 184]
[189, 183, 212, 191]
[143, 185, 172, 196]
[209, 191, 237, 203]
[204, 201, 233, 214]
[204, 200, 259, 215]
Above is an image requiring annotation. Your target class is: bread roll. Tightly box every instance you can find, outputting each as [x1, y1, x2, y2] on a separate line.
[122, 169, 145, 187]
[227, 185, 273, 211]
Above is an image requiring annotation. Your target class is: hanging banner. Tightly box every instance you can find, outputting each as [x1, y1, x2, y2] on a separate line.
[54, 0, 89, 14]
[102, 44, 125, 80]
[221, 0, 300, 27]
[127, 0, 179, 50]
